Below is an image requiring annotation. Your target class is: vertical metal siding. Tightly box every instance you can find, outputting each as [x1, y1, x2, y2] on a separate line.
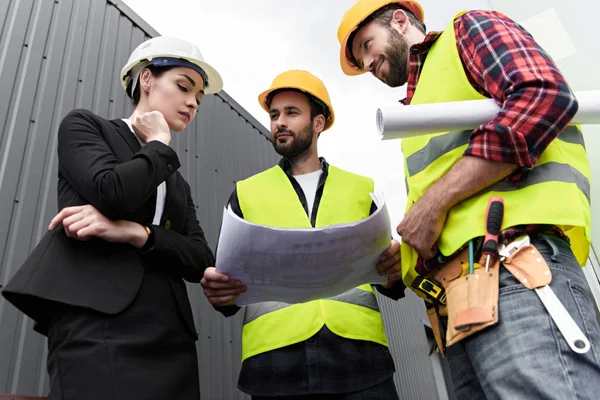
[0, 0, 276, 398]
[0, 0, 442, 399]
[378, 292, 442, 400]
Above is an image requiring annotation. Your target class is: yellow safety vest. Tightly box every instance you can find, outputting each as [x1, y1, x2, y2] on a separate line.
[237, 164, 388, 362]
[401, 13, 591, 288]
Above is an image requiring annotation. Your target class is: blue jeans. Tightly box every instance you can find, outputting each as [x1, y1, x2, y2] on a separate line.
[446, 234, 600, 400]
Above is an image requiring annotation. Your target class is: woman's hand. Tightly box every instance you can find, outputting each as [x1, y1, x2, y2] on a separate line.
[130, 110, 171, 145]
[49, 205, 148, 247]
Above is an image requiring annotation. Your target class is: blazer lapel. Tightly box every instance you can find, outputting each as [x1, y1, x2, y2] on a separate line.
[112, 119, 141, 154]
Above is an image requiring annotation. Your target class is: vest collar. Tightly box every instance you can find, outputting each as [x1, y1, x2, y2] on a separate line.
[278, 157, 329, 176]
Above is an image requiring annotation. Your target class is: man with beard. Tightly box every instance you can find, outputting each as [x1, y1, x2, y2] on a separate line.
[201, 70, 405, 399]
[337, 0, 600, 399]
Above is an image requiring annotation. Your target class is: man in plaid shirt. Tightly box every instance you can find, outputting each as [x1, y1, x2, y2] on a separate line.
[338, 0, 600, 398]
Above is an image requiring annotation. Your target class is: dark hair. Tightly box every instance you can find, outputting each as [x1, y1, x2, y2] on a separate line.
[266, 88, 330, 122]
[347, 4, 427, 66]
[127, 65, 176, 105]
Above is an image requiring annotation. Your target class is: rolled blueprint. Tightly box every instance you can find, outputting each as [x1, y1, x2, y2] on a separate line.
[377, 90, 600, 140]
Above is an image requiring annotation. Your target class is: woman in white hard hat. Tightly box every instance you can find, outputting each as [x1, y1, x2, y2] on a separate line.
[3, 36, 222, 400]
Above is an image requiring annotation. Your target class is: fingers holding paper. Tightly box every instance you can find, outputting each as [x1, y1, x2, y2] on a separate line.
[377, 239, 402, 285]
[201, 267, 247, 306]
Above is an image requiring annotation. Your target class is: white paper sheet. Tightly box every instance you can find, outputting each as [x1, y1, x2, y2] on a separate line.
[376, 90, 600, 140]
[215, 193, 390, 306]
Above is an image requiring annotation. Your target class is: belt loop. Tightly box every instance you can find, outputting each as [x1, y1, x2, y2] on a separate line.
[539, 233, 559, 262]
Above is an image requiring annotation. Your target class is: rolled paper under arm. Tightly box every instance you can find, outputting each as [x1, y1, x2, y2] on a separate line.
[376, 90, 600, 140]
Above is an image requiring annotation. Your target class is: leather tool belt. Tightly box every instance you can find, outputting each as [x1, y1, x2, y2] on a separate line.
[425, 237, 552, 357]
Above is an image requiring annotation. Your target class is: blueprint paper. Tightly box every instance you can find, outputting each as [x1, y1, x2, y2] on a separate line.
[376, 90, 600, 140]
[215, 193, 390, 306]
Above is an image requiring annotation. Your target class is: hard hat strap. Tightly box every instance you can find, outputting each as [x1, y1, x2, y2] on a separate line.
[128, 57, 209, 99]
[151, 57, 209, 90]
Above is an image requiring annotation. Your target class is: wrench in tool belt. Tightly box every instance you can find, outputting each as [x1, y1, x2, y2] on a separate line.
[499, 235, 590, 354]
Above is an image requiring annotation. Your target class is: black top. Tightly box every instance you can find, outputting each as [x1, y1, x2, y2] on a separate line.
[3, 109, 214, 336]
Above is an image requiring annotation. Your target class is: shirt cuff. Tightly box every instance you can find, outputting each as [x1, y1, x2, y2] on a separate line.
[374, 281, 406, 301]
[465, 124, 536, 168]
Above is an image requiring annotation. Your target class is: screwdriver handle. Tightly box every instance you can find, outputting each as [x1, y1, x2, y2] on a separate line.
[482, 196, 504, 255]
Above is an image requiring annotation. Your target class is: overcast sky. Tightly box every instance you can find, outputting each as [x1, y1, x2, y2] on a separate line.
[122, 0, 491, 229]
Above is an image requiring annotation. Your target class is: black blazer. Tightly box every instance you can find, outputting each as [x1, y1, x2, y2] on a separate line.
[2, 109, 214, 336]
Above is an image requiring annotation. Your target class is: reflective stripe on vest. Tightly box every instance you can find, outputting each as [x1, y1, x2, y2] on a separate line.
[405, 126, 585, 177]
[400, 13, 591, 288]
[243, 286, 381, 325]
[236, 165, 388, 361]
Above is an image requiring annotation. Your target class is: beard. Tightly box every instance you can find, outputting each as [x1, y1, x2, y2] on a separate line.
[380, 27, 410, 87]
[271, 121, 314, 159]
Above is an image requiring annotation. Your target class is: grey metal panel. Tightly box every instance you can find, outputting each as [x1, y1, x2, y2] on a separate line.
[75, 0, 107, 111]
[107, 0, 160, 39]
[56, 0, 88, 118]
[217, 90, 271, 141]
[0, 1, 12, 38]
[108, 13, 132, 120]
[378, 292, 442, 400]
[91, 5, 119, 117]
[0, 0, 33, 143]
[0, 0, 277, 397]
[0, 0, 57, 395]
[1, 0, 61, 394]
[0, 0, 33, 258]
[0, 0, 441, 399]
[35, 0, 77, 248]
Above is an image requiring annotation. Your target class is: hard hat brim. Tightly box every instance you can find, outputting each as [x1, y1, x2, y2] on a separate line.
[192, 59, 223, 95]
[340, 45, 366, 76]
[338, 0, 424, 76]
[120, 55, 223, 95]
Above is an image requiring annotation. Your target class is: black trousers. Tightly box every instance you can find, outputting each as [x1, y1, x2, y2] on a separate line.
[251, 377, 399, 400]
[47, 269, 200, 400]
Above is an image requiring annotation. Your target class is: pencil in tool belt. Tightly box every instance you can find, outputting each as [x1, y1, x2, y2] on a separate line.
[468, 239, 475, 274]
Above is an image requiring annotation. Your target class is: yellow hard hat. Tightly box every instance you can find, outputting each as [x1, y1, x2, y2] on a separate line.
[337, 0, 424, 76]
[258, 70, 335, 132]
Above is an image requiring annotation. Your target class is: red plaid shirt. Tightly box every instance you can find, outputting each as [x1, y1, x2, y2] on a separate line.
[403, 10, 577, 259]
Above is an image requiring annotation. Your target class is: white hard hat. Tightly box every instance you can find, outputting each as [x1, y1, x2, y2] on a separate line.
[120, 36, 223, 96]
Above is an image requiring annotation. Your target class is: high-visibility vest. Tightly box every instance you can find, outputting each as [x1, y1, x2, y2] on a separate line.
[236, 164, 388, 362]
[400, 12, 591, 288]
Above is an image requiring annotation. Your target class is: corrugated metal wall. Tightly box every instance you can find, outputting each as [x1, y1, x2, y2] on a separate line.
[378, 293, 445, 400]
[0, 0, 443, 399]
[0, 0, 276, 397]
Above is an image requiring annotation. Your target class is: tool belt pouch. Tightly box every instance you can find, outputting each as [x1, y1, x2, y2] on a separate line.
[426, 307, 446, 357]
[430, 246, 471, 318]
[501, 244, 552, 289]
[445, 262, 499, 347]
